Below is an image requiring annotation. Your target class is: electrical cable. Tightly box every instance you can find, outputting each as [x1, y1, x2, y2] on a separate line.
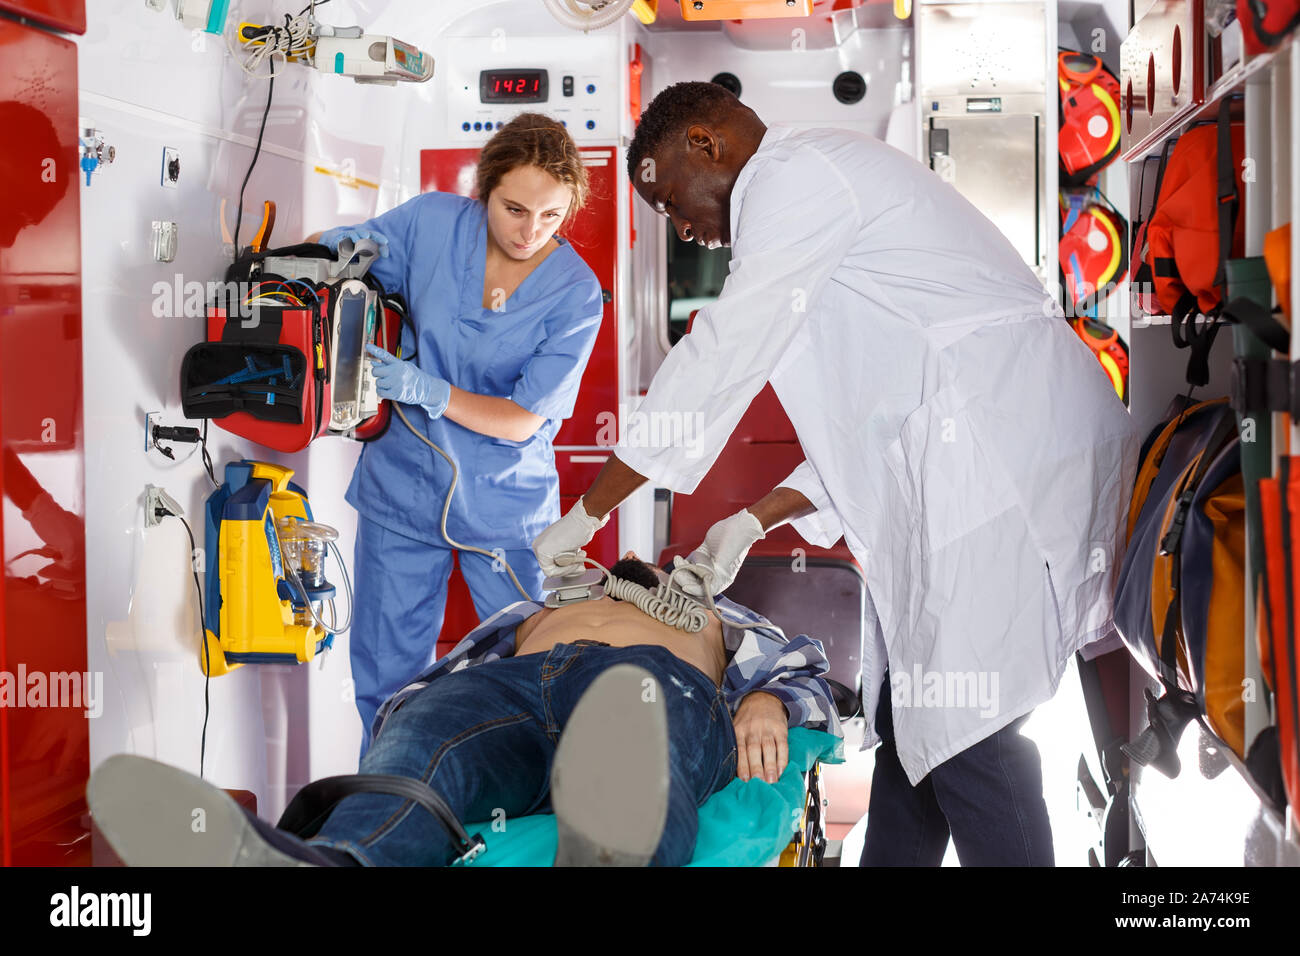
[392, 404, 534, 602]
[226, 13, 315, 77]
[281, 278, 321, 305]
[245, 290, 305, 306]
[230, 51, 277, 264]
[176, 514, 212, 781]
[150, 428, 202, 466]
[200, 419, 218, 489]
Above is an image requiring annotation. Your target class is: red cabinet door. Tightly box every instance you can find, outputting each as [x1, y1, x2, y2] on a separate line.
[557, 451, 621, 567]
[554, 147, 618, 447]
[0, 0, 86, 34]
[0, 18, 87, 865]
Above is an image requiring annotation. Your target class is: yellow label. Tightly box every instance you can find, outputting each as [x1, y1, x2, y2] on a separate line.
[313, 165, 379, 192]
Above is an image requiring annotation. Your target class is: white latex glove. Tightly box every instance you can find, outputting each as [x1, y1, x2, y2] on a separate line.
[532, 498, 609, 579]
[674, 509, 765, 597]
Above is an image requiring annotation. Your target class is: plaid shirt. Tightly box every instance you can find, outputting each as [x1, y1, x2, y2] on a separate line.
[374, 596, 842, 741]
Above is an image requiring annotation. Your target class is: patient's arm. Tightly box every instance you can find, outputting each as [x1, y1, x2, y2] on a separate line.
[733, 691, 789, 784]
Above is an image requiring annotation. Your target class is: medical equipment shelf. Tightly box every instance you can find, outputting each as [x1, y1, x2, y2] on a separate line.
[1120, 28, 1298, 163]
[1119, 22, 1300, 866]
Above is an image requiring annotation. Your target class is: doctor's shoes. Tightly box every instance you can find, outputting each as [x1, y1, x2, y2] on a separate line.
[551, 664, 671, 867]
[88, 754, 331, 866]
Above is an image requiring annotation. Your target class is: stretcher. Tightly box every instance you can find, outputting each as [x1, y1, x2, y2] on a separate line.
[459, 727, 843, 867]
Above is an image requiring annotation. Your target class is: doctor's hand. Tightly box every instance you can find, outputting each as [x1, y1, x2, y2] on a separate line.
[366, 344, 451, 419]
[733, 691, 789, 784]
[318, 226, 390, 257]
[532, 498, 608, 578]
[676, 508, 766, 598]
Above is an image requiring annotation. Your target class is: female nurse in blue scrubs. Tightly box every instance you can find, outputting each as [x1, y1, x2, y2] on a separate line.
[311, 113, 604, 748]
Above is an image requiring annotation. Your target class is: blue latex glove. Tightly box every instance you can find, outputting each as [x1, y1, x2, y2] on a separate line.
[366, 344, 451, 419]
[319, 226, 390, 257]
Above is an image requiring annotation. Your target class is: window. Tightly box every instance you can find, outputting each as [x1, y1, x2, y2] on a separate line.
[666, 235, 732, 346]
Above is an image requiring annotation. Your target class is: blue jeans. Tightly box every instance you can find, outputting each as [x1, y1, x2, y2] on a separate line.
[349, 515, 546, 754]
[861, 676, 1054, 866]
[308, 642, 738, 866]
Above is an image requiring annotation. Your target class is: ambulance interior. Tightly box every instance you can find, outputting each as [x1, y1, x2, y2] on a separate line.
[2, 0, 1299, 869]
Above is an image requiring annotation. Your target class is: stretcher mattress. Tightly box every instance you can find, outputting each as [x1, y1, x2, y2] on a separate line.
[460, 727, 843, 867]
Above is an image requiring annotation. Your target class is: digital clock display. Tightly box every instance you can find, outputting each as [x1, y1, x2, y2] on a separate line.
[480, 69, 549, 104]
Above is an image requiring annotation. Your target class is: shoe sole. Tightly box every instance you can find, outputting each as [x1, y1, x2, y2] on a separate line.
[551, 664, 669, 866]
[87, 754, 310, 867]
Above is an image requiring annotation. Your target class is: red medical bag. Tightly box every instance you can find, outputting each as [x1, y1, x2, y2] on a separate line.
[180, 244, 407, 453]
[1136, 101, 1246, 323]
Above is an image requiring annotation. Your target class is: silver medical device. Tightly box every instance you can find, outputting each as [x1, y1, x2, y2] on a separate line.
[328, 278, 381, 430]
[258, 236, 384, 432]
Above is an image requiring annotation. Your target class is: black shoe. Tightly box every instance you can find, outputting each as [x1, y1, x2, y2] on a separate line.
[88, 754, 318, 866]
[551, 664, 670, 866]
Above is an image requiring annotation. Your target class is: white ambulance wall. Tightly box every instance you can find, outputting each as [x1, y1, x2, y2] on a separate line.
[75, 0, 457, 821]
[638, 24, 911, 140]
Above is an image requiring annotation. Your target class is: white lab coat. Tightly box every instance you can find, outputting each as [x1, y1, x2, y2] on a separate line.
[617, 125, 1140, 784]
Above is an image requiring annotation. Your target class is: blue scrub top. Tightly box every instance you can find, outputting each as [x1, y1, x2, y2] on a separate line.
[339, 192, 603, 550]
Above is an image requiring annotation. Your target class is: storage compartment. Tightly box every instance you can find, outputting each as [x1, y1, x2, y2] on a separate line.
[180, 343, 308, 425]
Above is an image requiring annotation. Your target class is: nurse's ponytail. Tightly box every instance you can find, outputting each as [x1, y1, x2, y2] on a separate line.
[475, 113, 590, 231]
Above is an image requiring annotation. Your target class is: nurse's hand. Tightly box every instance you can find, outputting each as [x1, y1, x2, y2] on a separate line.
[366, 344, 451, 419]
[676, 509, 766, 597]
[533, 498, 608, 578]
[319, 226, 389, 257]
[733, 691, 789, 784]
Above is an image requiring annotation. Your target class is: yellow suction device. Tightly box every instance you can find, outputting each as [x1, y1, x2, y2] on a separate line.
[200, 460, 351, 675]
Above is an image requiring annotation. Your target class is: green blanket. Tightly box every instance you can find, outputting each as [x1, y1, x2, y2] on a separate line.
[460, 727, 844, 867]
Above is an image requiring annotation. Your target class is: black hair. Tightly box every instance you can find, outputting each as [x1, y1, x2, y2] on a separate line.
[626, 81, 741, 185]
[607, 557, 661, 598]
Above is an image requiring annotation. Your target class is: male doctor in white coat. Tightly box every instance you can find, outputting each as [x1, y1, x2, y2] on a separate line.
[533, 82, 1140, 866]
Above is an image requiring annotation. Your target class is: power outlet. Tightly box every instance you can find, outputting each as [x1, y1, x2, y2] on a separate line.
[144, 485, 184, 528]
[162, 147, 180, 188]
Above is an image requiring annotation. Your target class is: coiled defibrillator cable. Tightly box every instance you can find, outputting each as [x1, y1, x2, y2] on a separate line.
[391, 404, 534, 602]
[582, 556, 718, 633]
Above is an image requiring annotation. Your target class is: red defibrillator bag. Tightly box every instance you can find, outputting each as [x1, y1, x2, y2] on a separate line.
[180, 241, 409, 453]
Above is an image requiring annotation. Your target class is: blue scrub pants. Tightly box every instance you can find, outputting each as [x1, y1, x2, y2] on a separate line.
[349, 515, 546, 753]
[861, 674, 1055, 866]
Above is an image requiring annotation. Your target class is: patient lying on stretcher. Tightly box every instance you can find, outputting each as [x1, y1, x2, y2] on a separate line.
[87, 554, 839, 867]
